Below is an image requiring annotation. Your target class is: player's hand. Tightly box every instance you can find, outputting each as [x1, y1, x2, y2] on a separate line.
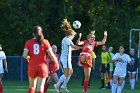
[104, 31, 107, 36]
[79, 33, 82, 38]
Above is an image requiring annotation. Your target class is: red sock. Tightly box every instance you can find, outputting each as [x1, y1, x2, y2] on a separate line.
[28, 87, 35, 93]
[84, 80, 88, 92]
[44, 83, 50, 93]
[38, 91, 43, 93]
[0, 82, 3, 93]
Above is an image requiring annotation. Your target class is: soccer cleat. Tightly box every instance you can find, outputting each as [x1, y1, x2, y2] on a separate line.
[54, 84, 60, 92]
[82, 90, 87, 93]
[61, 85, 69, 92]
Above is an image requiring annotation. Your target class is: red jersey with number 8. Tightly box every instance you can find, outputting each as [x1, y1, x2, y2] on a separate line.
[25, 39, 51, 64]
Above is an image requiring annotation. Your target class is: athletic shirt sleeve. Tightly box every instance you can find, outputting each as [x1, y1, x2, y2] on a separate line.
[67, 38, 74, 46]
[126, 54, 131, 63]
[112, 53, 118, 60]
[24, 40, 30, 50]
[2, 51, 6, 59]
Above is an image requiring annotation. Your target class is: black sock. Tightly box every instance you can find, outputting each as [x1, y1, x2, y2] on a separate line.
[101, 79, 104, 87]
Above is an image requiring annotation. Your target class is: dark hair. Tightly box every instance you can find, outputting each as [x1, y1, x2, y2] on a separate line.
[33, 26, 44, 45]
[61, 19, 76, 36]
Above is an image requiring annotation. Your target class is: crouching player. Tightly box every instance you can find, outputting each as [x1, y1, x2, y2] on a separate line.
[44, 45, 61, 93]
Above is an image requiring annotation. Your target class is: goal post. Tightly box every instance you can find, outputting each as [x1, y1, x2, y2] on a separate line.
[129, 29, 140, 81]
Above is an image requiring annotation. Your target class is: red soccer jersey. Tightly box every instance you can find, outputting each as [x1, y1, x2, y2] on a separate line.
[24, 38, 51, 64]
[82, 40, 97, 54]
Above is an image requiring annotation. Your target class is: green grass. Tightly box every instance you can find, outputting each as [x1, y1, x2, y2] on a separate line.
[3, 80, 140, 93]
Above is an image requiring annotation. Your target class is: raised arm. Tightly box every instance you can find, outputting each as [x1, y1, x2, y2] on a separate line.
[96, 31, 107, 46]
[76, 33, 84, 45]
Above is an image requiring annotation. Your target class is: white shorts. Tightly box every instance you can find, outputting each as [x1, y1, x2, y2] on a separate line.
[113, 68, 126, 78]
[60, 55, 72, 68]
[128, 71, 136, 74]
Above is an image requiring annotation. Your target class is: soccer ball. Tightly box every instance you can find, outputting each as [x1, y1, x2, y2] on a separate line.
[72, 20, 81, 29]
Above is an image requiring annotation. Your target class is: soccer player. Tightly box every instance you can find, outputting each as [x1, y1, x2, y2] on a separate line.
[23, 26, 58, 93]
[77, 31, 107, 93]
[127, 48, 138, 89]
[100, 45, 111, 89]
[108, 46, 115, 86]
[54, 19, 82, 92]
[111, 45, 131, 93]
[0, 44, 8, 93]
[44, 45, 61, 93]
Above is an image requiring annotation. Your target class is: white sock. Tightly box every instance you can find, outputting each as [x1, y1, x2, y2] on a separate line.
[117, 86, 122, 93]
[121, 80, 125, 89]
[56, 74, 66, 87]
[129, 79, 132, 88]
[110, 79, 113, 86]
[112, 83, 117, 93]
[132, 79, 135, 89]
[67, 76, 71, 83]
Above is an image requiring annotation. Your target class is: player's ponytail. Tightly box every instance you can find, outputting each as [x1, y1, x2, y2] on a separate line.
[33, 26, 44, 45]
[61, 19, 76, 36]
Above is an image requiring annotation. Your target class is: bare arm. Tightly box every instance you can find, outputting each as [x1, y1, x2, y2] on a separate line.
[96, 31, 107, 46]
[71, 44, 83, 51]
[76, 33, 84, 45]
[112, 58, 123, 63]
[3, 59, 8, 73]
[47, 48, 59, 66]
[22, 49, 30, 62]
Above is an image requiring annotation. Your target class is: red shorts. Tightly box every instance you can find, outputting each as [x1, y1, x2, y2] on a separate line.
[28, 63, 48, 78]
[78, 52, 92, 67]
[49, 62, 59, 75]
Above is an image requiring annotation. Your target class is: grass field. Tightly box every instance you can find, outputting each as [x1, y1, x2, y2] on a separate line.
[3, 80, 140, 93]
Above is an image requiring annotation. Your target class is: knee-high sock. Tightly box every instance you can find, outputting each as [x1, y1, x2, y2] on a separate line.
[101, 79, 105, 87]
[0, 82, 3, 93]
[129, 79, 132, 88]
[56, 74, 66, 87]
[110, 79, 113, 86]
[62, 76, 71, 87]
[111, 83, 117, 93]
[121, 80, 125, 89]
[132, 79, 135, 89]
[117, 86, 122, 93]
[28, 87, 35, 93]
[84, 80, 88, 92]
[44, 83, 50, 93]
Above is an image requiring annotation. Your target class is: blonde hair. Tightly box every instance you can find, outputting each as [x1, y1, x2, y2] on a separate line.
[61, 19, 76, 36]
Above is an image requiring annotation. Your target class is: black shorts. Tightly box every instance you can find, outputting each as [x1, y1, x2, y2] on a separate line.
[100, 64, 109, 73]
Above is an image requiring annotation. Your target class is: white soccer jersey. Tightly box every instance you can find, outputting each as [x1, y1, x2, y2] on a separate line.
[60, 37, 74, 68]
[0, 51, 6, 74]
[113, 53, 131, 77]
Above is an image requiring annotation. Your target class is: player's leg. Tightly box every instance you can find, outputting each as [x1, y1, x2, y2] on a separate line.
[100, 64, 105, 89]
[44, 76, 52, 93]
[109, 63, 114, 86]
[0, 74, 3, 93]
[61, 68, 73, 92]
[128, 72, 132, 89]
[28, 77, 37, 93]
[131, 72, 136, 89]
[117, 77, 125, 93]
[83, 67, 91, 93]
[111, 76, 118, 93]
[36, 77, 47, 93]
